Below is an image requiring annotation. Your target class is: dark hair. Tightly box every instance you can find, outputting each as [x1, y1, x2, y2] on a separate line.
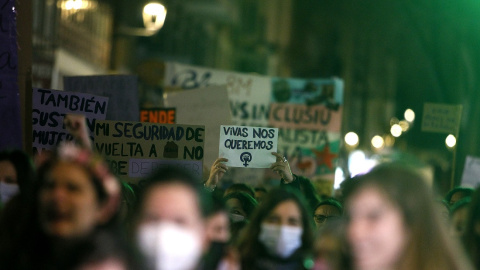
[137, 166, 212, 218]
[344, 163, 473, 270]
[445, 187, 474, 204]
[238, 187, 314, 268]
[223, 191, 258, 219]
[462, 187, 480, 269]
[314, 198, 343, 215]
[225, 183, 255, 198]
[0, 149, 35, 195]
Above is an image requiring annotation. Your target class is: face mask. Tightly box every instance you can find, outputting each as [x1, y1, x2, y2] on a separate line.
[137, 222, 203, 270]
[0, 182, 19, 203]
[259, 223, 303, 259]
[230, 213, 245, 223]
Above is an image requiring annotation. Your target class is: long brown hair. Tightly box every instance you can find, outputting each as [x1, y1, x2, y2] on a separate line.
[344, 163, 473, 270]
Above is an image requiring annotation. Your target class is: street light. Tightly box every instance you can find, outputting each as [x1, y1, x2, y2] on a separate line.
[118, 2, 167, 37]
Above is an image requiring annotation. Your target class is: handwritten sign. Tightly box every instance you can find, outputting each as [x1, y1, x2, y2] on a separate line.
[140, 108, 176, 124]
[163, 86, 232, 168]
[63, 75, 139, 121]
[461, 156, 480, 188]
[94, 121, 205, 182]
[219, 125, 278, 168]
[32, 88, 109, 152]
[164, 62, 272, 126]
[0, 0, 22, 150]
[421, 103, 462, 135]
[269, 103, 342, 132]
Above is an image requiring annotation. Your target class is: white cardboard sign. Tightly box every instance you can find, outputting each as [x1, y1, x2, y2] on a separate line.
[219, 125, 278, 168]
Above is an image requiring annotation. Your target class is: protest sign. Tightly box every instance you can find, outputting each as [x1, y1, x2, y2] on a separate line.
[0, 0, 22, 150]
[140, 108, 176, 124]
[219, 125, 278, 168]
[421, 103, 463, 135]
[163, 86, 232, 168]
[270, 78, 344, 178]
[461, 155, 480, 188]
[94, 121, 205, 182]
[63, 75, 139, 121]
[164, 62, 272, 126]
[32, 88, 109, 152]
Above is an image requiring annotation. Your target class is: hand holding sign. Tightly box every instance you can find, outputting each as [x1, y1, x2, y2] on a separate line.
[64, 114, 91, 149]
[270, 152, 294, 183]
[205, 157, 229, 189]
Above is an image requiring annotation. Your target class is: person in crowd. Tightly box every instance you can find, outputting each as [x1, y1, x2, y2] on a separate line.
[224, 191, 258, 222]
[134, 166, 238, 270]
[313, 198, 342, 229]
[344, 163, 473, 270]
[0, 149, 35, 204]
[204, 158, 228, 193]
[237, 187, 315, 269]
[254, 187, 268, 203]
[312, 218, 351, 270]
[225, 183, 255, 198]
[436, 199, 450, 227]
[462, 187, 480, 270]
[0, 142, 122, 269]
[271, 152, 320, 211]
[445, 186, 474, 206]
[450, 197, 471, 238]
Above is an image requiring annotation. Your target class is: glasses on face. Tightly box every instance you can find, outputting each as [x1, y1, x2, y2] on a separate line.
[313, 214, 339, 224]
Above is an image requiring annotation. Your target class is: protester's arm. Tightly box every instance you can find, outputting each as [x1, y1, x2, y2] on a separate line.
[269, 152, 301, 187]
[204, 158, 229, 191]
[64, 114, 92, 150]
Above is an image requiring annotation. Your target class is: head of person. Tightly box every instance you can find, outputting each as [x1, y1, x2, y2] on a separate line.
[313, 198, 343, 229]
[449, 197, 471, 237]
[224, 183, 255, 198]
[445, 186, 474, 207]
[35, 143, 120, 239]
[344, 163, 471, 270]
[205, 195, 230, 244]
[238, 187, 314, 265]
[134, 166, 211, 270]
[254, 187, 267, 203]
[0, 149, 35, 203]
[223, 191, 258, 223]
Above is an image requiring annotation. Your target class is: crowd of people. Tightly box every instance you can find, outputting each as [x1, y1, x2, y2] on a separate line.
[0, 118, 479, 270]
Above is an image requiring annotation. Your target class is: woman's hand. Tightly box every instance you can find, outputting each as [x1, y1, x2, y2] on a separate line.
[64, 114, 92, 149]
[270, 152, 294, 183]
[205, 158, 229, 188]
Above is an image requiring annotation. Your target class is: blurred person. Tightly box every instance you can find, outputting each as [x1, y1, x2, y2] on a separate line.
[0, 142, 122, 269]
[0, 149, 35, 204]
[445, 186, 474, 206]
[225, 183, 255, 198]
[224, 191, 258, 223]
[436, 199, 450, 227]
[134, 166, 238, 270]
[344, 163, 473, 270]
[313, 198, 342, 229]
[271, 152, 320, 211]
[237, 187, 315, 269]
[462, 187, 480, 269]
[449, 197, 471, 238]
[312, 219, 351, 270]
[254, 187, 268, 203]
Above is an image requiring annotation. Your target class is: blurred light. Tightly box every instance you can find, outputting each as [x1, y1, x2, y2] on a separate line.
[390, 124, 402, 137]
[446, 134, 456, 148]
[348, 150, 378, 177]
[334, 167, 345, 190]
[384, 134, 395, 147]
[143, 2, 167, 31]
[390, 117, 399, 126]
[371, 135, 384, 149]
[399, 120, 409, 131]
[404, 109, 415, 122]
[62, 0, 93, 10]
[345, 132, 359, 146]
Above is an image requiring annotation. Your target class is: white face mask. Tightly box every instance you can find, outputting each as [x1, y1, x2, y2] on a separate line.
[259, 223, 303, 259]
[0, 182, 19, 203]
[137, 222, 203, 270]
[230, 213, 245, 223]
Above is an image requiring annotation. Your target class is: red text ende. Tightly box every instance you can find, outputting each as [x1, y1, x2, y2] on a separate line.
[140, 108, 175, 124]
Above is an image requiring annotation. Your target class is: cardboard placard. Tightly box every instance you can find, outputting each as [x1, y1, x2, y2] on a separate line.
[94, 121, 205, 182]
[219, 125, 278, 168]
[421, 103, 462, 135]
[32, 88, 109, 152]
[461, 155, 480, 188]
[140, 108, 176, 124]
